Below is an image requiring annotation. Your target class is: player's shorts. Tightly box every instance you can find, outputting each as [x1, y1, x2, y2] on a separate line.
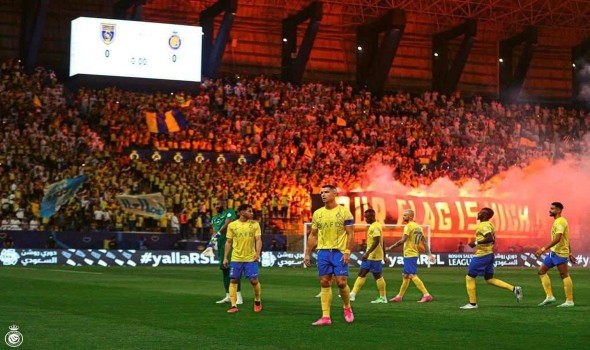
[543, 251, 569, 268]
[360, 259, 383, 274]
[467, 253, 495, 277]
[229, 261, 259, 280]
[402, 257, 418, 275]
[317, 249, 349, 277]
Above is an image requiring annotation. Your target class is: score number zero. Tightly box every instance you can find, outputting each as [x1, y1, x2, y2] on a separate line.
[103, 50, 178, 63]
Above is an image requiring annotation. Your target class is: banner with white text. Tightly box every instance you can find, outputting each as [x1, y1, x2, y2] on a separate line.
[1, 249, 588, 268]
[338, 191, 586, 253]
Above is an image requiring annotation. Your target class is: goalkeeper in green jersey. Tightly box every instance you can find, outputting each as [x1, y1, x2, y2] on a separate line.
[203, 200, 241, 304]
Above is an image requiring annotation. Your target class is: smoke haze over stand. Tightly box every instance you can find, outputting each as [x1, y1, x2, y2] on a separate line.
[355, 147, 590, 252]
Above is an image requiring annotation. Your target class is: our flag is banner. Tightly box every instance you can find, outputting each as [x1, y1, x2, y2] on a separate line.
[145, 109, 187, 134]
[116, 193, 167, 219]
[41, 175, 88, 218]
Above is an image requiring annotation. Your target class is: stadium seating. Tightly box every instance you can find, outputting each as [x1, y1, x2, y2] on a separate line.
[1, 59, 588, 234]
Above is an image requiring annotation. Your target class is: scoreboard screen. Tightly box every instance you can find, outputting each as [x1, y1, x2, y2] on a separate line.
[69, 17, 202, 82]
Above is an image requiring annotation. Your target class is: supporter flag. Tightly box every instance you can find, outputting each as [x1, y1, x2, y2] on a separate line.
[116, 193, 166, 219]
[419, 157, 430, 165]
[303, 147, 314, 160]
[336, 116, 347, 127]
[176, 95, 191, 107]
[33, 95, 42, 107]
[40, 175, 88, 218]
[519, 137, 537, 148]
[145, 109, 187, 134]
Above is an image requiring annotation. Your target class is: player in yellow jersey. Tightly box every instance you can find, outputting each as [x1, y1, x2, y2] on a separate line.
[223, 204, 263, 313]
[350, 209, 391, 303]
[535, 202, 577, 307]
[460, 207, 522, 309]
[387, 209, 435, 303]
[304, 185, 355, 326]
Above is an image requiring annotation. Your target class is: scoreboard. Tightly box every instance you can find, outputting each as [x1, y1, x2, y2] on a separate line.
[69, 17, 202, 82]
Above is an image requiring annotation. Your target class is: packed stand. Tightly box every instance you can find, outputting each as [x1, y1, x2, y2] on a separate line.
[1, 59, 589, 235]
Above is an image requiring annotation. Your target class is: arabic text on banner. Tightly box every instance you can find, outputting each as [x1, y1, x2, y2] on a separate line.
[116, 193, 167, 219]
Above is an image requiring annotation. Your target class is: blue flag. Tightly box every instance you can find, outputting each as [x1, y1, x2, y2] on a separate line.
[41, 175, 88, 218]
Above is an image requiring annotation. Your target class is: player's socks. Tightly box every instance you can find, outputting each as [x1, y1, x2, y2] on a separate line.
[253, 282, 262, 301]
[398, 277, 410, 297]
[376, 277, 386, 298]
[563, 276, 573, 302]
[320, 287, 333, 318]
[352, 277, 366, 295]
[340, 284, 351, 308]
[486, 278, 513, 291]
[229, 283, 238, 306]
[466, 275, 477, 304]
[539, 273, 553, 298]
[411, 276, 429, 295]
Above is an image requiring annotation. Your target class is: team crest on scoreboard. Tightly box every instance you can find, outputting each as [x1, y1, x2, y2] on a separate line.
[169, 32, 181, 49]
[100, 23, 116, 45]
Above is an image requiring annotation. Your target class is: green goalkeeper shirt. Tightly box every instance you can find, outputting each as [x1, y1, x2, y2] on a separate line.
[211, 208, 238, 237]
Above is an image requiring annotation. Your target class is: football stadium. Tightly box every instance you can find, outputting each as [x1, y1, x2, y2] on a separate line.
[0, 0, 589, 349]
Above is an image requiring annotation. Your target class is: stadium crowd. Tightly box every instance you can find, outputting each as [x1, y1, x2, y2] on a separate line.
[1, 58, 589, 235]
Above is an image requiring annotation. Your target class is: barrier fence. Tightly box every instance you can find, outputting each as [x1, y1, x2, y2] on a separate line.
[1, 249, 589, 268]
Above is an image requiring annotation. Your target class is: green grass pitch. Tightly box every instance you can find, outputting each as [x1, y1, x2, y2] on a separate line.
[0, 266, 588, 350]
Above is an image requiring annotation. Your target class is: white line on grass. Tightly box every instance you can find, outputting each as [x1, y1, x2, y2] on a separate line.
[44, 269, 104, 275]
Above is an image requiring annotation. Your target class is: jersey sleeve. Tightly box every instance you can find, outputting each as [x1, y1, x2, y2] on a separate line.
[403, 224, 410, 237]
[226, 222, 235, 239]
[311, 210, 318, 230]
[343, 207, 354, 226]
[254, 221, 262, 237]
[554, 218, 567, 234]
[227, 209, 238, 221]
[373, 223, 382, 237]
[477, 222, 492, 236]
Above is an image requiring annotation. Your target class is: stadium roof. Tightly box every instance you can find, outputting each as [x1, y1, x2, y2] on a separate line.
[325, 0, 590, 29]
[187, 0, 590, 31]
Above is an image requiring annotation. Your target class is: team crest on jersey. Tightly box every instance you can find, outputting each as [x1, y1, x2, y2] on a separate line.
[101, 23, 116, 45]
[169, 32, 181, 49]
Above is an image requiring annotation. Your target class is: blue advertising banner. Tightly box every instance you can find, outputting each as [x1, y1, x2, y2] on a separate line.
[1, 249, 588, 268]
